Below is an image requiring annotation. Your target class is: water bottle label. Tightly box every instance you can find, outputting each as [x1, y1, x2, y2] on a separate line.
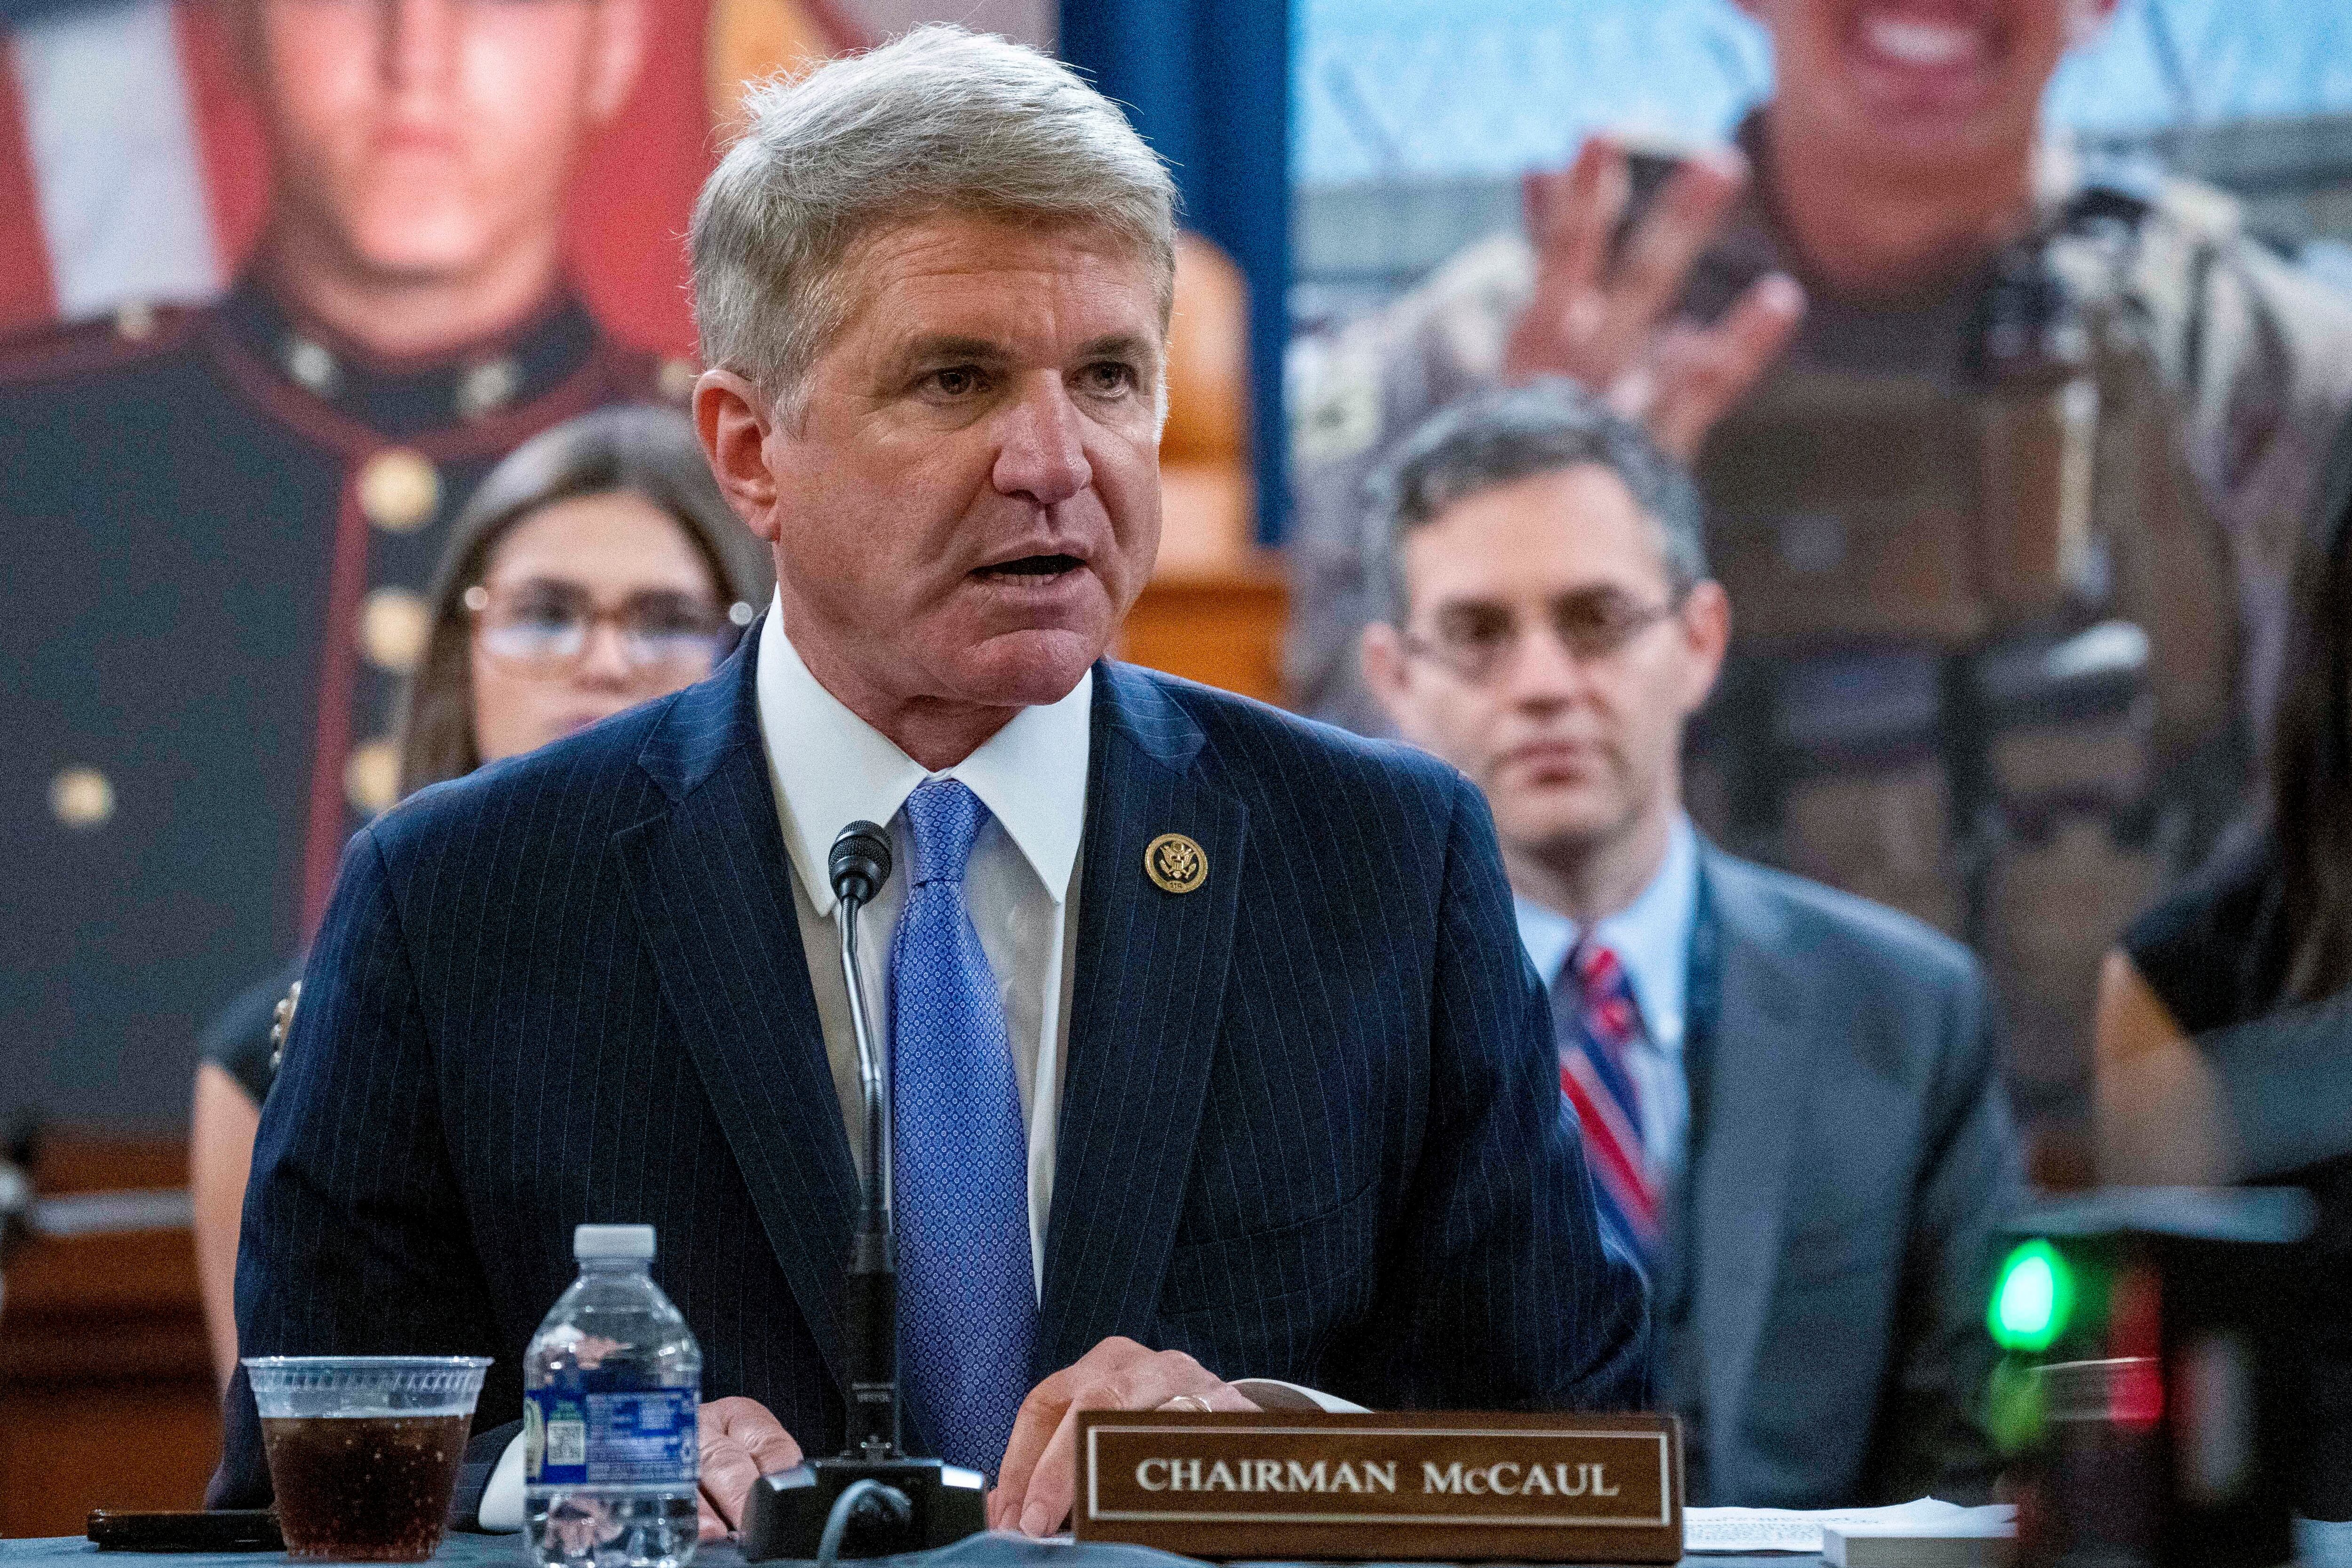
[526, 1390, 589, 1486]
[528, 1387, 699, 1487]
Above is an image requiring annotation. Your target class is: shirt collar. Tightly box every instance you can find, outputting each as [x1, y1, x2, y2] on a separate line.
[754, 594, 1092, 918]
[1512, 814, 1702, 1055]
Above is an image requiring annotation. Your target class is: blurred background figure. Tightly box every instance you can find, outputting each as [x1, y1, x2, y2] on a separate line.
[188, 405, 771, 1386]
[1291, 0, 2352, 1141]
[0, 0, 691, 1134]
[1362, 380, 2019, 1507]
[2094, 438, 2352, 1528]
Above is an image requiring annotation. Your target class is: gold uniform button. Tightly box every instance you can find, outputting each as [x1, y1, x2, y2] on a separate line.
[344, 739, 401, 816]
[1144, 832, 1207, 894]
[50, 766, 115, 830]
[358, 450, 439, 533]
[657, 358, 699, 403]
[360, 587, 432, 672]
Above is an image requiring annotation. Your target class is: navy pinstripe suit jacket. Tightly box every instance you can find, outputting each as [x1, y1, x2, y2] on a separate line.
[212, 627, 1650, 1506]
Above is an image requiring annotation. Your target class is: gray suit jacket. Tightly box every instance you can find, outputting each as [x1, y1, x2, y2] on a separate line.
[1655, 849, 2021, 1507]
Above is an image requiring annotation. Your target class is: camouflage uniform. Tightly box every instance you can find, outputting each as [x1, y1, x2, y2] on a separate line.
[1290, 123, 2352, 1116]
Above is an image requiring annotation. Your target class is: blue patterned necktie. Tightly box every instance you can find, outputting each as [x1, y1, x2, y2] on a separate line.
[890, 778, 1038, 1476]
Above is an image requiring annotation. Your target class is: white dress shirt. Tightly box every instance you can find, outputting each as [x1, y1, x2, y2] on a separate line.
[1513, 813, 1702, 1176]
[755, 597, 1090, 1293]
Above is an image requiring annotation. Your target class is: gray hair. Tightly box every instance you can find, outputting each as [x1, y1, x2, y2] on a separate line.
[1366, 378, 1708, 623]
[691, 24, 1178, 408]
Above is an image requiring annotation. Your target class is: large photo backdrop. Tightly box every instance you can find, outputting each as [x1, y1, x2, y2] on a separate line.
[0, 0, 1271, 1133]
[0, 0, 865, 1129]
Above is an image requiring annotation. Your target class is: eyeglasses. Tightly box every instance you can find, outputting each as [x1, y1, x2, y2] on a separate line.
[465, 580, 736, 674]
[1400, 589, 1685, 685]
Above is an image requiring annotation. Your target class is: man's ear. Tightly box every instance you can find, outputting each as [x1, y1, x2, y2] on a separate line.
[696, 369, 782, 545]
[1677, 579, 1732, 715]
[585, 0, 649, 126]
[1359, 620, 1414, 728]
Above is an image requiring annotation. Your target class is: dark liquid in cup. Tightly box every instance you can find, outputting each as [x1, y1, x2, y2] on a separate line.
[261, 1414, 472, 1561]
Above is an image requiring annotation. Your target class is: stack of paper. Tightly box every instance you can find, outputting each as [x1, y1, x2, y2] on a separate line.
[1685, 1497, 2016, 1556]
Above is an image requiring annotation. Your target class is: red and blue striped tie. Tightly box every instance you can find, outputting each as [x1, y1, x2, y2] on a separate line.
[1556, 941, 1660, 1267]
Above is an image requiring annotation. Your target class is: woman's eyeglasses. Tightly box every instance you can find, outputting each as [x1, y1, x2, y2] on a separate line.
[465, 580, 738, 674]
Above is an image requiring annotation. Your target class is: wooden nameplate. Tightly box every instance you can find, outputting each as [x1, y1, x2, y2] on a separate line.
[1073, 1409, 1684, 1561]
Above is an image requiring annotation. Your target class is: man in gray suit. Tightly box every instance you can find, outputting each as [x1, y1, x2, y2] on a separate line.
[1360, 379, 2021, 1507]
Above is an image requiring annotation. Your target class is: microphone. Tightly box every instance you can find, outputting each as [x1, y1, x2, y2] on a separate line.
[739, 822, 986, 1561]
[828, 821, 897, 1460]
[828, 821, 891, 910]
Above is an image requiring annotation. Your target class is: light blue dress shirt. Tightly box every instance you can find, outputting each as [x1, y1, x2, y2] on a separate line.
[1514, 814, 1702, 1176]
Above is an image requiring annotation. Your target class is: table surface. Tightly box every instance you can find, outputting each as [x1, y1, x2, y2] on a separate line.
[0, 1537, 1816, 1568]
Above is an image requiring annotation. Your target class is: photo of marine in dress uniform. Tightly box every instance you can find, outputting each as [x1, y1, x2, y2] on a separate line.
[0, 0, 850, 1126]
[1289, 0, 2352, 1125]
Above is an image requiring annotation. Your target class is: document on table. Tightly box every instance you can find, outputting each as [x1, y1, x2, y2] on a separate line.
[1685, 1497, 2017, 1553]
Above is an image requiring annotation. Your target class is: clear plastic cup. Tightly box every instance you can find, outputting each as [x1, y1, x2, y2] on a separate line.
[245, 1356, 493, 1561]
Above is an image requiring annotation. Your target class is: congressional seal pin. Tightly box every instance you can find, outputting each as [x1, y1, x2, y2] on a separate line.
[1144, 833, 1207, 894]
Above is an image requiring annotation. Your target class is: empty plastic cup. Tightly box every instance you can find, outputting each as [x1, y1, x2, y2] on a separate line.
[245, 1355, 493, 1561]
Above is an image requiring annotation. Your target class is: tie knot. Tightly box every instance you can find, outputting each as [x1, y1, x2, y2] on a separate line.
[1572, 939, 1643, 1042]
[902, 778, 988, 887]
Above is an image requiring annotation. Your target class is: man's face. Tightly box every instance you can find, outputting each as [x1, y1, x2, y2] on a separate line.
[746, 213, 1166, 716]
[1743, 0, 2114, 165]
[246, 0, 643, 280]
[1364, 465, 1727, 863]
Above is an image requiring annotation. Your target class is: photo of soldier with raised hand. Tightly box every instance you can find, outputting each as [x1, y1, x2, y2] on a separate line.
[1291, 0, 2352, 1131]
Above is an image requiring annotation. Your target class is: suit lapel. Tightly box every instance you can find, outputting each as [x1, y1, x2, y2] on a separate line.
[1038, 663, 1248, 1372]
[1687, 850, 1819, 1485]
[614, 626, 862, 1389]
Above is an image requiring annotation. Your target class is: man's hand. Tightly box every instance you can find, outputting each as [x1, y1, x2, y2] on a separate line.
[697, 1397, 804, 1541]
[988, 1337, 1260, 1537]
[1502, 133, 1804, 460]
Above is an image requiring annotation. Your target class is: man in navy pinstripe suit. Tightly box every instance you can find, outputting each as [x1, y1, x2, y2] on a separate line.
[213, 27, 1648, 1541]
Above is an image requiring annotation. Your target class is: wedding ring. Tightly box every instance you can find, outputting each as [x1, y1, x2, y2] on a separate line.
[1160, 1393, 1213, 1413]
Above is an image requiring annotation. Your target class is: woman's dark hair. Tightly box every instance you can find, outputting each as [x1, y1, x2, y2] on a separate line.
[395, 404, 773, 796]
[2273, 431, 2352, 1004]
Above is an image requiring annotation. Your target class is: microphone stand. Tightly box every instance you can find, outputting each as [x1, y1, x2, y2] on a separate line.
[839, 825, 898, 1463]
[739, 822, 990, 1561]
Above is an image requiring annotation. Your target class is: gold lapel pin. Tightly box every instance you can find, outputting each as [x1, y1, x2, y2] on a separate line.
[1144, 832, 1208, 894]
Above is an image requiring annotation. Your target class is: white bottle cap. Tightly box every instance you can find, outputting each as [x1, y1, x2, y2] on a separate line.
[574, 1223, 656, 1260]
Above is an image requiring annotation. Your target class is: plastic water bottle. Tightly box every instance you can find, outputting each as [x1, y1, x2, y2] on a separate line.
[525, 1225, 702, 1568]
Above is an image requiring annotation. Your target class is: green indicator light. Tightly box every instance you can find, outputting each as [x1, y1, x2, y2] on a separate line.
[1989, 1239, 2072, 1352]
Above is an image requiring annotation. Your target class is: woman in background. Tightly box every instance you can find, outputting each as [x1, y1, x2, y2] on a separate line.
[2094, 439, 2352, 1528]
[191, 405, 771, 1383]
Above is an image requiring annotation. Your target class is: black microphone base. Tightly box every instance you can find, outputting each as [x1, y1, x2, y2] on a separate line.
[739, 1456, 989, 1561]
